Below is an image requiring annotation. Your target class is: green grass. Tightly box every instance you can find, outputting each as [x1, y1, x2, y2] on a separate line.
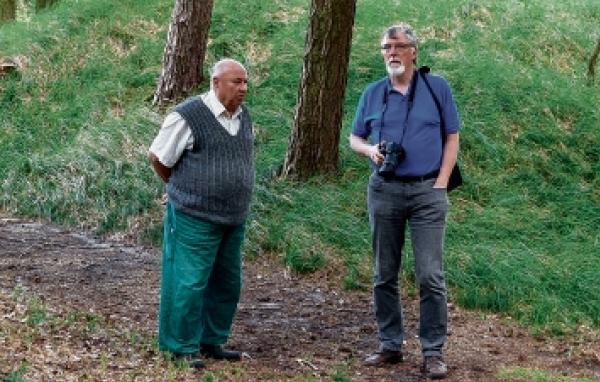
[1, 0, 599, 331]
[2, 362, 28, 382]
[25, 297, 47, 326]
[498, 367, 598, 382]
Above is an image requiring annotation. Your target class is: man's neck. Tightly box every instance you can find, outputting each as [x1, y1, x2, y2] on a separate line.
[224, 105, 237, 115]
[390, 69, 414, 94]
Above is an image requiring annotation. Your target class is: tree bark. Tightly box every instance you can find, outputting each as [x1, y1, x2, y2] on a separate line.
[588, 37, 600, 83]
[0, 0, 16, 22]
[153, 0, 213, 107]
[281, 0, 356, 179]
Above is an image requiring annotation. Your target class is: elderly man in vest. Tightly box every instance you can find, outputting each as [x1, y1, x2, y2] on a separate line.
[148, 58, 253, 369]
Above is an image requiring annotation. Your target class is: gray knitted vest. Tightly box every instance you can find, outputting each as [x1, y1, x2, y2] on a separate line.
[166, 96, 255, 225]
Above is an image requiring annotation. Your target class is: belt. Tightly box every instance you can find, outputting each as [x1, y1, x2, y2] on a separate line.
[379, 170, 439, 182]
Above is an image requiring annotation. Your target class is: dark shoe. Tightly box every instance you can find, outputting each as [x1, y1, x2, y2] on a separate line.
[422, 356, 448, 379]
[173, 353, 204, 369]
[363, 350, 403, 367]
[200, 343, 242, 361]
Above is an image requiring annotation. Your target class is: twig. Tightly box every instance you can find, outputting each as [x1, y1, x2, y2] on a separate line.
[296, 358, 318, 370]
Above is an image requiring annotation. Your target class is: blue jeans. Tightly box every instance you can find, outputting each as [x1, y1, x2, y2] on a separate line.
[367, 174, 449, 356]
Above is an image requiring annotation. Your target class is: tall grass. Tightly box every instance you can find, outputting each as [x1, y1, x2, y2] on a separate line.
[0, 0, 598, 330]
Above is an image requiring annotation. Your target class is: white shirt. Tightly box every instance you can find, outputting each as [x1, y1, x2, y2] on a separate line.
[149, 90, 243, 167]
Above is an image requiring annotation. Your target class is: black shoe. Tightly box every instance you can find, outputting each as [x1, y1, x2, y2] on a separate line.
[200, 343, 242, 361]
[173, 353, 205, 369]
[422, 356, 448, 379]
[363, 350, 403, 367]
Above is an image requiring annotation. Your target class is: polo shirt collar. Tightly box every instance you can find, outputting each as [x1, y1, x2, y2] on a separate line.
[385, 70, 418, 96]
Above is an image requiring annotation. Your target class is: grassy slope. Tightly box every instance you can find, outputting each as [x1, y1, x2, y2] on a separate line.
[0, 0, 598, 330]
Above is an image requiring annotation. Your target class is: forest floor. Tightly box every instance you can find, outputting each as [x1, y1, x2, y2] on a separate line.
[0, 216, 598, 382]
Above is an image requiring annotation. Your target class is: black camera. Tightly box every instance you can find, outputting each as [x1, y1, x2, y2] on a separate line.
[377, 142, 405, 178]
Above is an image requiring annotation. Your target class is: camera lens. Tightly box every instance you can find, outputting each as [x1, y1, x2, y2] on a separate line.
[377, 143, 404, 178]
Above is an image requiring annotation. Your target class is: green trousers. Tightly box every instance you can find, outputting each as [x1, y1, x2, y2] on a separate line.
[158, 203, 245, 354]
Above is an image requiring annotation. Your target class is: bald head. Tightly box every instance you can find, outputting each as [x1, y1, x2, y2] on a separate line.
[210, 59, 247, 87]
[210, 58, 248, 113]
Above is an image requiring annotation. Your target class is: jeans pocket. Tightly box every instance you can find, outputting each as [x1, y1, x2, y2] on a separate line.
[368, 172, 385, 191]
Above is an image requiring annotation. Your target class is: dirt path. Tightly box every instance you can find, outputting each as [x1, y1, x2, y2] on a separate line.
[0, 217, 598, 381]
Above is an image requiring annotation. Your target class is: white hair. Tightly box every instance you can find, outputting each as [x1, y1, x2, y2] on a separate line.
[381, 23, 418, 46]
[209, 58, 246, 89]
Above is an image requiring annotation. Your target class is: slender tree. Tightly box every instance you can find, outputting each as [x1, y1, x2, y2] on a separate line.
[281, 0, 356, 179]
[0, 0, 16, 22]
[588, 37, 600, 84]
[153, 0, 213, 106]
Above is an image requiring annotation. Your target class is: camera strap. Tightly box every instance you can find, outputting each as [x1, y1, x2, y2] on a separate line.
[418, 66, 445, 143]
[419, 65, 464, 191]
[378, 70, 419, 145]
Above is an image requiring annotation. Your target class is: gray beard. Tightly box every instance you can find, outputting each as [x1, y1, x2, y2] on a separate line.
[386, 63, 406, 77]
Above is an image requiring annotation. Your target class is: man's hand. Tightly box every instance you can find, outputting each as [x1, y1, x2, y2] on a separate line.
[148, 151, 171, 183]
[349, 134, 384, 165]
[368, 144, 384, 165]
[432, 180, 448, 189]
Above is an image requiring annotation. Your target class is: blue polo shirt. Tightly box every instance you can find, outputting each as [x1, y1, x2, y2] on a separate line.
[352, 71, 460, 177]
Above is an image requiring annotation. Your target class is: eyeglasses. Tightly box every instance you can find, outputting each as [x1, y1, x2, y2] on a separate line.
[380, 43, 414, 51]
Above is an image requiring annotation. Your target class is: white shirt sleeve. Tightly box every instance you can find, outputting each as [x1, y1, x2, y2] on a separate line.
[148, 112, 194, 168]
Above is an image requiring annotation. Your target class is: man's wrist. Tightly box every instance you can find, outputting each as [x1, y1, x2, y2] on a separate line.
[434, 175, 450, 188]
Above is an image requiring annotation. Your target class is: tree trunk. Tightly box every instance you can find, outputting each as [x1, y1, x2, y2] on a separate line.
[0, 0, 16, 22]
[153, 0, 213, 107]
[281, 0, 356, 180]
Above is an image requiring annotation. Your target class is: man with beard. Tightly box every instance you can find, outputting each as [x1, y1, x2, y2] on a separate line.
[349, 24, 461, 379]
[148, 58, 254, 369]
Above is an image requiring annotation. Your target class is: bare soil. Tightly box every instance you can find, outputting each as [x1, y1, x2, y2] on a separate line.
[0, 216, 598, 381]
